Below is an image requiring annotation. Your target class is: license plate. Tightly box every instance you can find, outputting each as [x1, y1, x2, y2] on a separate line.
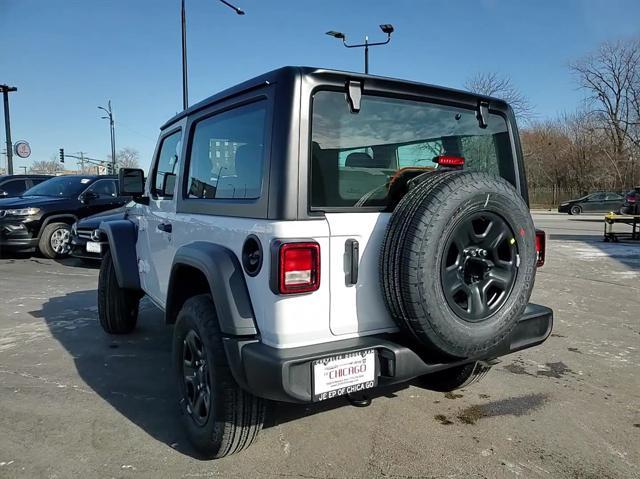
[86, 241, 102, 254]
[312, 349, 377, 401]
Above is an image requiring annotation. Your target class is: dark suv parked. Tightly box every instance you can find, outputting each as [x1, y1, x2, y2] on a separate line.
[619, 187, 639, 215]
[0, 174, 51, 198]
[0, 175, 129, 258]
[70, 207, 127, 260]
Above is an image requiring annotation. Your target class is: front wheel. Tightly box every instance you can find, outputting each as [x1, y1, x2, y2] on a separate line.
[173, 294, 265, 458]
[570, 205, 582, 215]
[415, 362, 492, 392]
[38, 222, 72, 259]
[98, 250, 140, 334]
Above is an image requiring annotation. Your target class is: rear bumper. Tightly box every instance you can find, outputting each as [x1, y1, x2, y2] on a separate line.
[225, 303, 553, 403]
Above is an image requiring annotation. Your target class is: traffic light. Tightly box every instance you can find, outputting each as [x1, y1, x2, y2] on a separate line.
[59, 148, 65, 163]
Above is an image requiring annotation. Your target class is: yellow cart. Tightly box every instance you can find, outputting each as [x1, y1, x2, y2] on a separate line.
[603, 213, 640, 242]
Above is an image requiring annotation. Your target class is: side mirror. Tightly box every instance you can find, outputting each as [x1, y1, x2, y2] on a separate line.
[79, 191, 99, 203]
[119, 168, 145, 197]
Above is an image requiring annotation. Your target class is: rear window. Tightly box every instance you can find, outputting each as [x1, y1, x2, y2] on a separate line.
[310, 91, 516, 209]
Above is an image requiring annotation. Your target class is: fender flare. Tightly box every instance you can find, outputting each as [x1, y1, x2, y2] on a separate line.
[99, 219, 141, 291]
[40, 214, 79, 236]
[167, 242, 258, 337]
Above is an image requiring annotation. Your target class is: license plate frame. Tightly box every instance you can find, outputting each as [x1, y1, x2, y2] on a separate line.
[311, 349, 377, 402]
[86, 241, 102, 254]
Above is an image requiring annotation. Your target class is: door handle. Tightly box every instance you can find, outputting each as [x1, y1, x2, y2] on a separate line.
[157, 222, 172, 233]
[345, 238, 359, 285]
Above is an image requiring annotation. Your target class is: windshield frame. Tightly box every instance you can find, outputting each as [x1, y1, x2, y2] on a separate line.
[22, 176, 97, 198]
[306, 86, 522, 213]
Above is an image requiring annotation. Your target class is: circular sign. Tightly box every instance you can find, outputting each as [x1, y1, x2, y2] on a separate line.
[14, 141, 31, 159]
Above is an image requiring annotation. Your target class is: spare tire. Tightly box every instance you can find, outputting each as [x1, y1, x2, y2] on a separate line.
[380, 171, 536, 359]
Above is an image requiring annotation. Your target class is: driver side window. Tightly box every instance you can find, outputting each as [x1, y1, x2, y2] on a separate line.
[152, 130, 182, 198]
[86, 179, 118, 198]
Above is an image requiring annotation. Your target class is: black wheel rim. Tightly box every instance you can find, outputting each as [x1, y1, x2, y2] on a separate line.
[182, 329, 211, 426]
[440, 211, 518, 322]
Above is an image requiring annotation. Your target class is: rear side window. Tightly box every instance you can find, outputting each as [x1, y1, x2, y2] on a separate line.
[152, 130, 182, 198]
[1, 179, 27, 196]
[310, 91, 515, 208]
[186, 101, 267, 200]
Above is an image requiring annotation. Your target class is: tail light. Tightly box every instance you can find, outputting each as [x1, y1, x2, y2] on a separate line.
[278, 242, 320, 294]
[535, 229, 546, 267]
[434, 155, 465, 167]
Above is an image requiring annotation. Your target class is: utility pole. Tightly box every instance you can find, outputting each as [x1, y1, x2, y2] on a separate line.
[76, 151, 86, 173]
[1, 85, 17, 175]
[98, 101, 116, 173]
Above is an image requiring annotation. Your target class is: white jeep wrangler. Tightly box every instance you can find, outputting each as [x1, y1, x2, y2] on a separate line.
[97, 67, 552, 458]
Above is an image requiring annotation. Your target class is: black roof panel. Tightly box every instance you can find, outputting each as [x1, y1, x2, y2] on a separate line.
[160, 66, 507, 130]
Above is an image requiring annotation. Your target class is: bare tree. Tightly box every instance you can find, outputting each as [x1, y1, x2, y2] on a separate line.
[570, 38, 640, 187]
[108, 147, 141, 169]
[30, 157, 64, 174]
[464, 72, 535, 123]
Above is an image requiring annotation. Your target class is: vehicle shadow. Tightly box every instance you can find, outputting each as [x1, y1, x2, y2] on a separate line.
[0, 248, 99, 269]
[32, 290, 201, 457]
[0, 249, 34, 259]
[33, 289, 410, 459]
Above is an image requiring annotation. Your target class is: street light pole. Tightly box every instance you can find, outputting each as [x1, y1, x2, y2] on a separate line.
[180, 0, 245, 111]
[181, 0, 188, 110]
[98, 101, 116, 174]
[364, 36, 369, 74]
[326, 25, 395, 74]
[1, 85, 17, 175]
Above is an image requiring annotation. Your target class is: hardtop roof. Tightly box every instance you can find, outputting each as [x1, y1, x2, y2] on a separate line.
[160, 66, 508, 130]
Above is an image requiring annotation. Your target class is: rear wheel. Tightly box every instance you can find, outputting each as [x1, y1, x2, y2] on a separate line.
[38, 222, 72, 259]
[98, 250, 139, 334]
[415, 362, 492, 392]
[173, 294, 265, 458]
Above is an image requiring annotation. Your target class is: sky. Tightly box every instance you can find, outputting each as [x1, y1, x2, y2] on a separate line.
[1, 0, 640, 173]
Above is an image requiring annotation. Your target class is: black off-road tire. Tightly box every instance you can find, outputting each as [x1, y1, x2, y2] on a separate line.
[98, 250, 139, 334]
[173, 294, 265, 458]
[38, 222, 72, 259]
[381, 171, 537, 359]
[415, 362, 492, 392]
[381, 170, 462, 325]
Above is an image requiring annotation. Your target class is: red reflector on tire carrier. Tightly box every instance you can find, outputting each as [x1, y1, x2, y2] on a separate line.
[279, 242, 320, 294]
[535, 229, 546, 267]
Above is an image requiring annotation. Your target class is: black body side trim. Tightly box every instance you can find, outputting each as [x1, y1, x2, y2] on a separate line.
[168, 242, 258, 336]
[224, 303, 553, 403]
[99, 219, 141, 290]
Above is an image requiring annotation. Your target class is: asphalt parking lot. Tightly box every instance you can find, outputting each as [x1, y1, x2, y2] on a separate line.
[0, 213, 638, 479]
